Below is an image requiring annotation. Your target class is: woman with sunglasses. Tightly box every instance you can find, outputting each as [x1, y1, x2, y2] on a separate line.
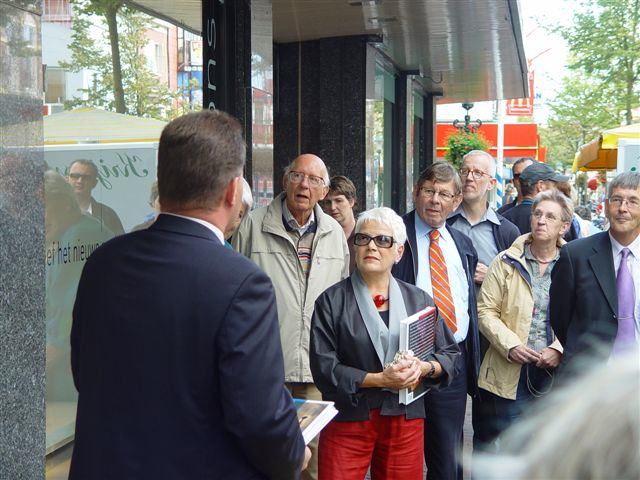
[310, 207, 459, 480]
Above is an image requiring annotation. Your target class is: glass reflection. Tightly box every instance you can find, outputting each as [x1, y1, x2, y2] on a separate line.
[251, 0, 273, 209]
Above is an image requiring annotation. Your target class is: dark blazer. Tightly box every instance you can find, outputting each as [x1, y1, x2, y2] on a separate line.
[310, 277, 460, 422]
[446, 209, 521, 252]
[502, 199, 533, 234]
[549, 231, 619, 364]
[392, 210, 480, 395]
[497, 199, 516, 215]
[70, 214, 305, 480]
[90, 197, 125, 235]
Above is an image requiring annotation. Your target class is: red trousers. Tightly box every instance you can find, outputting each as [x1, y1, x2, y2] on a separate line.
[318, 409, 424, 480]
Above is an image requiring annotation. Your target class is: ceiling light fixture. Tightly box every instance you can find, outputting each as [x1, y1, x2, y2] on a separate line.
[348, 0, 383, 6]
[368, 16, 397, 25]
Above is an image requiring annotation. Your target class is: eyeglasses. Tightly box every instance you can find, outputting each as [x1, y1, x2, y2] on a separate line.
[459, 168, 491, 180]
[418, 187, 457, 202]
[608, 196, 640, 209]
[532, 210, 562, 222]
[353, 233, 395, 248]
[287, 171, 325, 188]
[69, 173, 95, 181]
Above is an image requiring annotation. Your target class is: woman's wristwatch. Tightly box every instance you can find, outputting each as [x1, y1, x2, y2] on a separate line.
[425, 361, 435, 378]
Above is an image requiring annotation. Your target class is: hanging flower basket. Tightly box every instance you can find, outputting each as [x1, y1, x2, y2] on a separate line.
[444, 131, 492, 169]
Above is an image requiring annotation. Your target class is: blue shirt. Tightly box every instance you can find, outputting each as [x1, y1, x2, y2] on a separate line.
[414, 214, 470, 342]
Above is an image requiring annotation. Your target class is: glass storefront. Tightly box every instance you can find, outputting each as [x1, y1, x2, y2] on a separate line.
[407, 88, 424, 211]
[251, 0, 274, 208]
[365, 47, 395, 209]
[42, 0, 203, 460]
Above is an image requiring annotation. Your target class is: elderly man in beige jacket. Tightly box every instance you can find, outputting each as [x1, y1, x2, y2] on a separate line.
[233, 154, 349, 480]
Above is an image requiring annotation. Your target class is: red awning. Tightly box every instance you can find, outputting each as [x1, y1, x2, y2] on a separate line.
[436, 123, 545, 162]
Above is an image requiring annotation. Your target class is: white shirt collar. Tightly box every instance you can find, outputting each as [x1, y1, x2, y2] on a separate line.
[609, 232, 640, 260]
[161, 212, 225, 244]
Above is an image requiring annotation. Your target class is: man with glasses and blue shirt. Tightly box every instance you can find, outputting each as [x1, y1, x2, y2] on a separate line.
[447, 150, 519, 453]
[550, 171, 640, 368]
[234, 153, 349, 480]
[393, 162, 480, 480]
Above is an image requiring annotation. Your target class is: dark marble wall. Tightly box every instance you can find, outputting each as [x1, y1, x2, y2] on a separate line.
[392, 74, 408, 213]
[0, 0, 46, 478]
[424, 94, 438, 169]
[274, 36, 367, 207]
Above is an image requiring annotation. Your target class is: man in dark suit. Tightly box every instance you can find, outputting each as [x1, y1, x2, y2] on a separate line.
[550, 171, 640, 366]
[393, 162, 479, 480]
[70, 110, 308, 479]
[497, 157, 534, 214]
[502, 162, 569, 235]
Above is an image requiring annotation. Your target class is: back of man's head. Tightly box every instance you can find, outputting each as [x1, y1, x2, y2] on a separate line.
[158, 110, 246, 210]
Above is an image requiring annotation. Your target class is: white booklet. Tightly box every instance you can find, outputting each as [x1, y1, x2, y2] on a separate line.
[398, 306, 438, 405]
[293, 399, 338, 445]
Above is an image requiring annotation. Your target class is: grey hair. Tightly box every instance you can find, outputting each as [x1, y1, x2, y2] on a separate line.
[355, 207, 407, 246]
[241, 177, 253, 209]
[471, 349, 640, 480]
[607, 171, 640, 197]
[462, 150, 496, 177]
[532, 189, 573, 223]
[283, 156, 330, 186]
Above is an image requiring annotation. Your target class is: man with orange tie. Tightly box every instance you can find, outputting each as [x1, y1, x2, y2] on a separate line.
[393, 162, 480, 480]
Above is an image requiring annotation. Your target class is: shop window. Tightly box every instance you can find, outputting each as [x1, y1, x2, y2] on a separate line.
[365, 48, 396, 209]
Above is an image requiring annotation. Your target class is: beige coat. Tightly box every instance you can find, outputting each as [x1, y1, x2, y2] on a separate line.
[233, 193, 350, 382]
[477, 234, 563, 399]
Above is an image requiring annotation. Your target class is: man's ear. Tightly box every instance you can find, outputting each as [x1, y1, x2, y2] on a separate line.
[452, 193, 463, 211]
[225, 176, 241, 207]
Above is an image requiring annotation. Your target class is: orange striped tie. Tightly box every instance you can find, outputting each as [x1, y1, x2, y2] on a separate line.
[429, 229, 457, 333]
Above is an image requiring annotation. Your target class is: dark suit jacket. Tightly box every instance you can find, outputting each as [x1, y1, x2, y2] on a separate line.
[392, 211, 480, 396]
[497, 199, 516, 215]
[310, 277, 460, 422]
[549, 231, 620, 364]
[70, 214, 304, 480]
[90, 197, 125, 235]
[502, 199, 533, 234]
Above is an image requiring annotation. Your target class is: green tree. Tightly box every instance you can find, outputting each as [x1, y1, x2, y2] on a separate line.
[541, 75, 622, 167]
[555, 0, 640, 125]
[62, 0, 175, 119]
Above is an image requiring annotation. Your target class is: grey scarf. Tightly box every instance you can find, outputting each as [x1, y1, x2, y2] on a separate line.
[351, 269, 408, 368]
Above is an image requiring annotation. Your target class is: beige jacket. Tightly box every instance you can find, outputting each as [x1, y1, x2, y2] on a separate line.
[477, 234, 564, 399]
[233, 193, 350, 382]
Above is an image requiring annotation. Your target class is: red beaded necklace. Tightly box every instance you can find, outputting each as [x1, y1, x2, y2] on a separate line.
[373, 295, 388, 308]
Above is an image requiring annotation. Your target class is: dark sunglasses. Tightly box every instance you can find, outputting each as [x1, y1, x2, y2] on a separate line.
[353, 233, 395, 249]
[69, 173, 95, 181]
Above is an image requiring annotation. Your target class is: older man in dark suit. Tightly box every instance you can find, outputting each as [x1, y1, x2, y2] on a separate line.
[550, 171, 640, 366]
[70, 110, 308, 479]
[393, 162, 479, 480]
